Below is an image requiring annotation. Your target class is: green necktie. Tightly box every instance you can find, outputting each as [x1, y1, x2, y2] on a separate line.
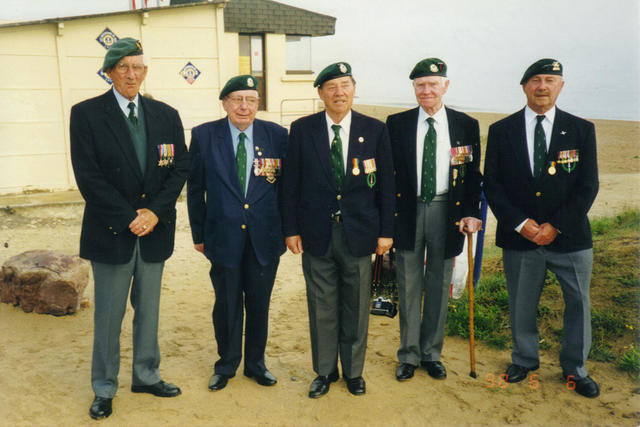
[127, 101, 138, 125]
[330, 124, 345, 191]
[420, 117, 436, 203]
[237, 132, 247, 195]
[533, 115, 547, 178]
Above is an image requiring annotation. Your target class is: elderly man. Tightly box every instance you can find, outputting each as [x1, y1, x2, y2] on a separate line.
[281, 62, 395, 398]
[484, 59, 599, 398]
[187, 75, 287, 392]
[386, 58, 483, 382]
[70, 38, 188, 419]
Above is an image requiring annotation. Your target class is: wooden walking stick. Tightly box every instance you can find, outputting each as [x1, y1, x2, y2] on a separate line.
[467, 231, 477, 378]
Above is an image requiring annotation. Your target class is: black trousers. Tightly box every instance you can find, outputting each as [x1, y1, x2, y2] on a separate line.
[209, 239, 279, 376]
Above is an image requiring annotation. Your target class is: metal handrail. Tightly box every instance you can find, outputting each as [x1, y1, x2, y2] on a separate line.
[279, 98, 323, 128]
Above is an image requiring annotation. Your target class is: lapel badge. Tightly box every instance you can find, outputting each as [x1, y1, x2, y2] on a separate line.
[339, 63, 347, 73]
[358, 136, 364, 143]
[560, 131, 566, 135]
[258, 151, 262, 156]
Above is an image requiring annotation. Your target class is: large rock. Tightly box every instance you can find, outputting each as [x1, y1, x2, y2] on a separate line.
[1, 250, 90, 316]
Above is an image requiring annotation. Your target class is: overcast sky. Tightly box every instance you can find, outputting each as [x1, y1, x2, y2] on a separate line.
[3, 0, 638, 120]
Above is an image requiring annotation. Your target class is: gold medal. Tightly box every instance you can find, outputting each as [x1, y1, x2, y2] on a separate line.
[548, 166, 556, 175]
[352, 167, 360, 176]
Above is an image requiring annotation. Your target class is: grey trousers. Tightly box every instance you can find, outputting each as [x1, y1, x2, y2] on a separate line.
[91, 239, 164, 398]
[301, 222, 372, 379]
[396, 199, 453, 365]
[503, 247, 593, 377]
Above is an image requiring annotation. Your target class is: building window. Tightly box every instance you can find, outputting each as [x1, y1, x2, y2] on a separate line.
[286, 35, 312, 74]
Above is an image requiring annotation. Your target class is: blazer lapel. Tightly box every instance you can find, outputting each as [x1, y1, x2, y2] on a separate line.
[509, 108, 533, 180]
[102, 91, 144, 183]
[213, 120, 244, 199]
[405, 108, 419, 192]
[246, 120, 266, 201]
[547, 107, 569, 161]
[310, 113, 336, 188]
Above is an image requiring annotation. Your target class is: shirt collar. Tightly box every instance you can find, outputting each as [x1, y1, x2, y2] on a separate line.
[418, 104, 446, 123]
[325, 110, 352, 132]
[227, 119, 254, 144]
[525, 105, 556, 125]
[112, 86, 139, 111]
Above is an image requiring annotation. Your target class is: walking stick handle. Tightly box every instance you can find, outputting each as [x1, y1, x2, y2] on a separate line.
[467, 231, 477, 378]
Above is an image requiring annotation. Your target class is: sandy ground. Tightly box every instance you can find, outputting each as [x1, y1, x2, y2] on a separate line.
[0, 112, 639, 426]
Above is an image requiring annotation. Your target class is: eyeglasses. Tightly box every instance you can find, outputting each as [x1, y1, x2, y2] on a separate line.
[115, 62, 146, 75]
[227, 96, 259, 106]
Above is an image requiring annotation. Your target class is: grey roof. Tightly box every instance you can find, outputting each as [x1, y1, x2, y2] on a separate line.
[174, 0, 336, 36]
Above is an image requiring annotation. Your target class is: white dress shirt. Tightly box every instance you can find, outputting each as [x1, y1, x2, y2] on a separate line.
[515, 105, 556, 233]
[416, 105, 450, 196]
[524, 105, 555, 173]
[325, 111, 351, 173]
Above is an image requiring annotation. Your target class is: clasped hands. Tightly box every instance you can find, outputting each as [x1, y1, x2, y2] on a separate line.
[286, 235, 393, 255]
[129, 208, 158, 237]
[520, 219, 558, 246]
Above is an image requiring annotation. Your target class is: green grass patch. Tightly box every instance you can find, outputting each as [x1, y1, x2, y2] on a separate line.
[447, 208, 640, 368]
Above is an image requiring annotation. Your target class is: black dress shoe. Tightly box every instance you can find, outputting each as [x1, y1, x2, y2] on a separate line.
[421, 361, 447, 379]
[244, 369, 277, 386]
[131, 380, 181, 397]
[345, 376, 366, 395]
[396, 363, 417, 381]
[208, 374, 230, 391]
[308, 370, 339, 398]
[89, 396, 112, 420]
[564, 374, 600, 398]
[505, 364, 539, 383]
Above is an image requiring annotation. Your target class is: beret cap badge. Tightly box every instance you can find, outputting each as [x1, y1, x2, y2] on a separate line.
[339, 63, 347, 73]
[430, 64, 438, 73]
[247, 77, 254, 87]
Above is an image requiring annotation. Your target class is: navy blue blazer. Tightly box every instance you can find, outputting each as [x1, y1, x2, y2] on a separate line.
[187, 118, 288, 268]
[387, 106, 482, 259]
[70, 90, 188, 264]
[281, 110, 395, 258]
[484, 107, 599, 252]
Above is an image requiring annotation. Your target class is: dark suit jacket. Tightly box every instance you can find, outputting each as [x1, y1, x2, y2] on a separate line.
[484, 107, 599, 252]
[187, 118, 288, 268]
[387, 106, 482, 259]
[281, 110, 395, 258]
[70, 90, 188, 264]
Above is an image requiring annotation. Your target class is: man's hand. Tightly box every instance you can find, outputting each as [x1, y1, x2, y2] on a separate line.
[519, 218, 541, 242]
[286, 235, 304, 254]
[459, 217, 483, 234]
[129, 208, 159, 237]
[376, 237, 393, 255]
[194, 243, 204, 253]
[532, 222, 558, 246]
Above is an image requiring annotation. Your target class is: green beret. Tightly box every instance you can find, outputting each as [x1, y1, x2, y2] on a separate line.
[520, 58, 563, 84]
[219, 75, 259, 100]
[409, 58, 447, 79]
[102, 37, 143, 72]
[314, 62, 352, 88]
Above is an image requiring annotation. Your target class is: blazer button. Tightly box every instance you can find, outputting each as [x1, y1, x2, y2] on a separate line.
[113, 232, 118, 235]
[394, 213, 398, 217]
[536, 192, 541, 197]
[141, 193, 147, 199]
[244, 204, 249, 210]
[456, 201, 460, 206]
[396, 193, 402, 198]
[241, 224, 247, 230]
[337, 195, 342, 200]
[455, 221, 460, 226]
[108, 226, 113, 230]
